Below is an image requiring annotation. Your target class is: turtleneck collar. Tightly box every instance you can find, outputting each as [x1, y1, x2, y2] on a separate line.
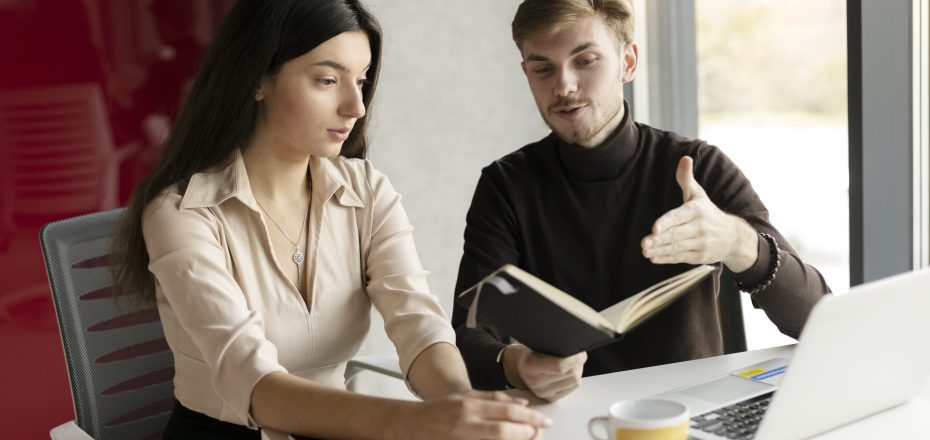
[556, 100, 639, 181]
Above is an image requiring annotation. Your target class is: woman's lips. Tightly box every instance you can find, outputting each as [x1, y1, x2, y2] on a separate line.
[328, 128, 350, 141]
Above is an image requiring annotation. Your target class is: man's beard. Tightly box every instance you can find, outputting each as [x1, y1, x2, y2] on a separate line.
[542, 96, 623, 146]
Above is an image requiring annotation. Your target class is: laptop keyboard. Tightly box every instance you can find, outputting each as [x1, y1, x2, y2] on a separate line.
[690, 391, 774, 439]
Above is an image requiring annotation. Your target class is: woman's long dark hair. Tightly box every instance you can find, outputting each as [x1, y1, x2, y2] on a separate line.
[111, 0, 382, 304]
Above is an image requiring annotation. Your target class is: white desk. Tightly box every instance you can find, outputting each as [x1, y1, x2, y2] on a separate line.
[520, 345, 930, 439]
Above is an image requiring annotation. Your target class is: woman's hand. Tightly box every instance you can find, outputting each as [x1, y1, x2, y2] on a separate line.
[388, 390, 551, 440]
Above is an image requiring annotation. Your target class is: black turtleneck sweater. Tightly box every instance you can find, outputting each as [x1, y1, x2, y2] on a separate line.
[452, 106, 831, 390]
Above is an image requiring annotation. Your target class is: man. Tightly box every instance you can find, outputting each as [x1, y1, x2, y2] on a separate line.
[452, 0, 830, 402]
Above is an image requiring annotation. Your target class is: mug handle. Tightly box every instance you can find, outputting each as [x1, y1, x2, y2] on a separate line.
[587, 416, 610, 440]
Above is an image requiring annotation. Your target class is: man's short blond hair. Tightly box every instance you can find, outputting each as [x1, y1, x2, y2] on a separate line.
[512, 0, 634, 52]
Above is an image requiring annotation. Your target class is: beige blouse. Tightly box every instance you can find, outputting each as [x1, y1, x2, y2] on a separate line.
[142, 150, 456, 431]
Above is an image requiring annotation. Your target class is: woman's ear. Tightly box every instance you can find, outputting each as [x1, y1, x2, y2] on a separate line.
[256, 75, 272, 101]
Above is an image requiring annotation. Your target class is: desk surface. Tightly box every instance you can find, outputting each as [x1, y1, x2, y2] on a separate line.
[522, 345, 930, 439]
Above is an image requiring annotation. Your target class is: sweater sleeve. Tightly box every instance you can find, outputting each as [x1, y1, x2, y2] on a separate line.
[692, 144, 831, 339]
[451, 165, 521, 390]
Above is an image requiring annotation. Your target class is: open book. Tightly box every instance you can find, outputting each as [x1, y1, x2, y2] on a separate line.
[456, 264, 717, 357]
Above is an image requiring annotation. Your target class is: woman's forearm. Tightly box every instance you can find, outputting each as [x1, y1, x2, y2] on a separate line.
[251, 343, 473, 436]
[406, 342, 472, 400]
[250, 371, 415, 439]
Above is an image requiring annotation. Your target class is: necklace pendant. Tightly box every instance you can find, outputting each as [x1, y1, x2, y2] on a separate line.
[293, 249, 305, 265]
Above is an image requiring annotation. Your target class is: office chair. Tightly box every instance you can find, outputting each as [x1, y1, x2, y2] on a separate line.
[0, 83, 136, 225]
[1, 83, 137, 340]
[718, 271, 747, 354]
[41, 209, 403, 440]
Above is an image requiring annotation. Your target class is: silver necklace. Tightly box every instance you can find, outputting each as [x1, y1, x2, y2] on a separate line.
[256, 199, 310, 287]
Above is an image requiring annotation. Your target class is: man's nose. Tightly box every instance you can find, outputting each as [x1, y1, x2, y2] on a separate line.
[553, 69, 578, 97]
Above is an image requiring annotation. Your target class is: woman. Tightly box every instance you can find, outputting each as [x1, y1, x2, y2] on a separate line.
[110, 1, 550, 439]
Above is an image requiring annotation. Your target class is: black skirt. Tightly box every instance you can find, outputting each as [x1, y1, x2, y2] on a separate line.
[164, 400, 319, 440]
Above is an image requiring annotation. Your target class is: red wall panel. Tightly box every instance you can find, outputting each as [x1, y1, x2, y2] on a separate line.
[0, 1, 226, 437]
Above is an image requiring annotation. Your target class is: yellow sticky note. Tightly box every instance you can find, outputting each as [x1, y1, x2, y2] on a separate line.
[736, 368, 766, 378]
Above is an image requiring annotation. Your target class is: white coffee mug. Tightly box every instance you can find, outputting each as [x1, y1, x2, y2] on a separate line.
[588, 398, 690, 440]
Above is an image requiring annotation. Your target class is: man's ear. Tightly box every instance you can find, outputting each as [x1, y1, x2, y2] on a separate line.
[621, 41, 639, 83]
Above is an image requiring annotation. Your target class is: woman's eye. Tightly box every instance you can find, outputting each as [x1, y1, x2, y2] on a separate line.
[317, 78, 337, 86]
[356, 79, 368, 89]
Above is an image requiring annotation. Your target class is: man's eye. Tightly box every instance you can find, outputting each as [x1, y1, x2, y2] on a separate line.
[534, 67, 553, 75]
[577, 58, 597, 66]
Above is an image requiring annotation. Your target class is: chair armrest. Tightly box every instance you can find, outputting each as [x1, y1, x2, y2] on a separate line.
[347, 355, 403, 380]
[50, 420, 93, 440]
[345, 355, 404, 392]
[113, 141, 141, 164]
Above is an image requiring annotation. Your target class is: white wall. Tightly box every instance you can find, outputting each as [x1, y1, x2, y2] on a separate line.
[352, 1, 549, 394]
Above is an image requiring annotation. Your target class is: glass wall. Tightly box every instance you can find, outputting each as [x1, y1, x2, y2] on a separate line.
[696, 0, 849, 349]
[0, 1, 232, 436]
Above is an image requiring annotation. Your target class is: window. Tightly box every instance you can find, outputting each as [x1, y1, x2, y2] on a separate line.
[696, 0, 849, 349]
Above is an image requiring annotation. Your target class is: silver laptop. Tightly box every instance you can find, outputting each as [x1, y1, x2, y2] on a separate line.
[654, 268, 930, 440]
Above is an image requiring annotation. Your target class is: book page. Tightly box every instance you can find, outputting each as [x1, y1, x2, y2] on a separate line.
[598, 294, 638, 330]
[599, 265, 716, 332]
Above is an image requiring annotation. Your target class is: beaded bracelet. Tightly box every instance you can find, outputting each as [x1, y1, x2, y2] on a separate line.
[737, 232, 781, 295]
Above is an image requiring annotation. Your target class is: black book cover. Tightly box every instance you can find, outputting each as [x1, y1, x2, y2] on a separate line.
[455, 271, 618, 357]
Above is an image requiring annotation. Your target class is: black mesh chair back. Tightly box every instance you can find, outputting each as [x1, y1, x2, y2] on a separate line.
[41, 208, 174, 440]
